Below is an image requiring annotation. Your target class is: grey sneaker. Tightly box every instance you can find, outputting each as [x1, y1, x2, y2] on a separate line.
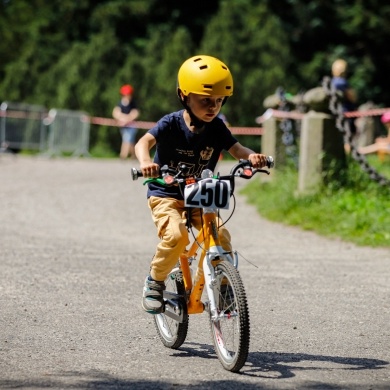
[142, 276, 166, 314]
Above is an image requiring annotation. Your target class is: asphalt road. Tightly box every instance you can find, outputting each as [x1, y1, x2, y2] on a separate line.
[0, 155, 389, 389]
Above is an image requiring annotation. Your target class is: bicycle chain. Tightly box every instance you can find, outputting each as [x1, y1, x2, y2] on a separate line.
[322, 76, 390, 186]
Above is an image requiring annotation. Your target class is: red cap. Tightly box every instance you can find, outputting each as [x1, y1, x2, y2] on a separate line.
[120, 84, 134, 95]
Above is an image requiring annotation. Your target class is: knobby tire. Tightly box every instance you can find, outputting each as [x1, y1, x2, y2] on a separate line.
[154, 272, 189, 349]
[209, 261, 250, 372]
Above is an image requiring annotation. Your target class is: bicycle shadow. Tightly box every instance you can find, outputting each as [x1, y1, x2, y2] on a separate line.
[172, 343, 388, 379]
[1, 350, 388, 389]
[243, 351, 389, 378]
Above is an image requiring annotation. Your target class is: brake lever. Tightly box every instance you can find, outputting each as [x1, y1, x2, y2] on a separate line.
[253, 168, 271, 175]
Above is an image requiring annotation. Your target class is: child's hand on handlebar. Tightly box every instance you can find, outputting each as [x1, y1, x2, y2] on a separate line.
[248, 153, 268, 169]
[140, 162, 160, 178]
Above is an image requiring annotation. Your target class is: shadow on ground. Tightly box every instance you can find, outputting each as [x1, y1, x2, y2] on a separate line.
[1, 349, 387, 389]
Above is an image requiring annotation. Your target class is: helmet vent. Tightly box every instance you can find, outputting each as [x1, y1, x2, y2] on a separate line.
[203, 84, 212, 90]
[199, 65, 208, 70]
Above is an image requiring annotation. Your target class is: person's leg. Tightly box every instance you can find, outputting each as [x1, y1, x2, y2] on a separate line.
[120, 142, 131, 159]
[148, 197, 189, 281]
[142, 197, 188, 313]
[120, 128, 131, 159]
[127, 128, 137, 159]
[120, 127, 138, 159]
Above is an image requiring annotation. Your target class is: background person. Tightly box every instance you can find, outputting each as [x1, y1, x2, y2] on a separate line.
[381, 111, 390, 136]
[331, 59, 358, 149]
[112, 84, 140, 159]
[379, 111, 390, 160]
[359, 111, 390, 161]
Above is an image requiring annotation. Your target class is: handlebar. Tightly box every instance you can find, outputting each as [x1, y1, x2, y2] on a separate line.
[131, 156, 274, 182]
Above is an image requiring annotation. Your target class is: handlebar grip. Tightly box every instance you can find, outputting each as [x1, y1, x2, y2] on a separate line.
[131, 167, 143, 180]
[266, 156, 275, 169]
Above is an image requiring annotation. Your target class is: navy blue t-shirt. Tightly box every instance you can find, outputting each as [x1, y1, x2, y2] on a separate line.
[147, 110, 238, 199]
[118, 99, 137, 114]
[331, 77, 356, 112]
[117, 99, 138, 128]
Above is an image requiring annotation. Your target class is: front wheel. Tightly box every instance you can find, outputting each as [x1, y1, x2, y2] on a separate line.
[154, 271, 189, 349]
[209, 261, 250, 372]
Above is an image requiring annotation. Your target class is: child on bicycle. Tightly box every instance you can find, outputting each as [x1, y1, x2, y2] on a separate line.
[135, 55, 268, 314]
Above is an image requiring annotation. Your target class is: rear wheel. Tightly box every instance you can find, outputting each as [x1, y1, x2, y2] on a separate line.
[209, 261, 250, 372]
[154, 271, 189, 349]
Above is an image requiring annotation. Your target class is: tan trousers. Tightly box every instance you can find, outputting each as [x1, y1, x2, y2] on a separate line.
[148, 196, 232, 281]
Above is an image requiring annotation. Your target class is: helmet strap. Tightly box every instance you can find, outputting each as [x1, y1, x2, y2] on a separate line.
[188, 109, 205, 129]
[178, 92, 205, 130]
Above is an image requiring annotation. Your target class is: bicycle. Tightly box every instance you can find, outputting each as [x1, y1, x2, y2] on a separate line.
[132, 157, 274, 372]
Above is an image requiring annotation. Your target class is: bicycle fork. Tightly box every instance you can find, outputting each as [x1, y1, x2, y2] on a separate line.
[182, 213, 238, 318]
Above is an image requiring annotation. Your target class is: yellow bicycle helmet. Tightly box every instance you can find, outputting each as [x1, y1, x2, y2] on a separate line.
[177, 55, 233, 97]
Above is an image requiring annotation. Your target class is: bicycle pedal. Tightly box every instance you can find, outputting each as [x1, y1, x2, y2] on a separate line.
[164, 297, 187, 322]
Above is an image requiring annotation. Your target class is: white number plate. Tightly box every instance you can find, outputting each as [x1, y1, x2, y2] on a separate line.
[184, 178, 231, 209]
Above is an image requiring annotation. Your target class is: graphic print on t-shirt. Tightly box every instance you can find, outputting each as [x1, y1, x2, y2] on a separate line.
[174, 146, 215, 177]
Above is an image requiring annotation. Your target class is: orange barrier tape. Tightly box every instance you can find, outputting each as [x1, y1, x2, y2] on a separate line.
[269, 107, 390, 119]
[344, 108, 390, 118]
[89, 116, 264, 135]
[4, 106, 390, 135]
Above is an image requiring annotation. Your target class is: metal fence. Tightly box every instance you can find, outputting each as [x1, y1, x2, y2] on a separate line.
[0, 102, 48, 153]
[0, 102, 91, 156]
[44, 109, 90, 157]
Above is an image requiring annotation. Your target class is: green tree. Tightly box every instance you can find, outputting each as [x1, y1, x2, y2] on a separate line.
[34, 30, 125, 114]
[2, 0, 390, 154]
[200, 0, 293, 126]
[0, 0, 107, 102]
[138, 26, 194, 121]
[266, 0, 390, 104]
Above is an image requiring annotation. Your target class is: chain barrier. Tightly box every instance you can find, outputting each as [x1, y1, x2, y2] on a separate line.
[322, 76, 390, 187]
[276, 87, 300, 167]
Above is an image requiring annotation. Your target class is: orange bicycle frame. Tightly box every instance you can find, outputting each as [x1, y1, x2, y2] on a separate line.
[179, 211, 222, 314]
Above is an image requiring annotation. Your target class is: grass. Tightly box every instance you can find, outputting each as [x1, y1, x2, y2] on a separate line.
[240, 157, 390, 248]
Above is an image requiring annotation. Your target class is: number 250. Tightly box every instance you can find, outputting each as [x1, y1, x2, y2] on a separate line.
[186, 179, 229, 208]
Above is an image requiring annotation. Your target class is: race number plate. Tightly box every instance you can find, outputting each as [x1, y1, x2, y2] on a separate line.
[184, 178, 231, 209]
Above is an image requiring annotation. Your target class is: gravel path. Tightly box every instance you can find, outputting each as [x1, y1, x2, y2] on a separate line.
[0, 155, 389, 389]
